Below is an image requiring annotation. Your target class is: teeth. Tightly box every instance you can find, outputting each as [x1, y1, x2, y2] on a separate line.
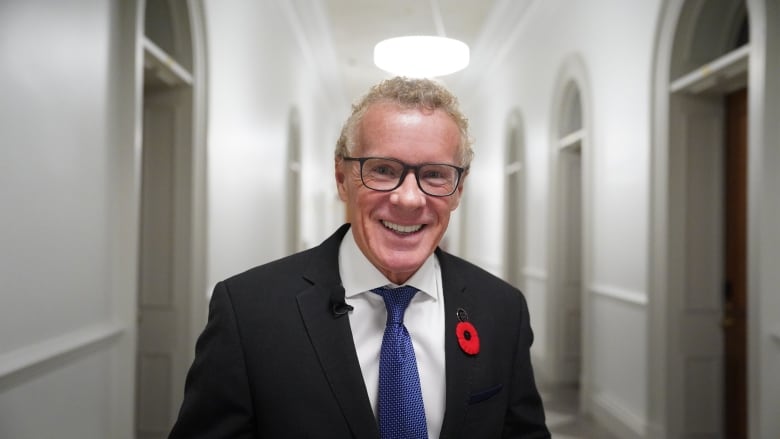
[382, 221, 422, 234]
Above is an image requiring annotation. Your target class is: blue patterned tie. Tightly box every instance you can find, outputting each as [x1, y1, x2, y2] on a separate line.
[372, 285, 428, 439]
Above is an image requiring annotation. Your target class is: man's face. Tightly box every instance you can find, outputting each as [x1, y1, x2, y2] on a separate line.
[336, 103, 464, 285]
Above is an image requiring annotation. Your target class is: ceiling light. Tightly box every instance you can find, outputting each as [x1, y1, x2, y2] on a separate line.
[373, 36, 470, 78]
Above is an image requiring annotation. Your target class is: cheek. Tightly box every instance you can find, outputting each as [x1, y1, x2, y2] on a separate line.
[447, 193, 461, 212]
[345, 185, 376, 221]
[450, 184, 464, 210]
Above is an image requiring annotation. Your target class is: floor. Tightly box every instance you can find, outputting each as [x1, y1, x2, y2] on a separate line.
[540, 386, 619, 439]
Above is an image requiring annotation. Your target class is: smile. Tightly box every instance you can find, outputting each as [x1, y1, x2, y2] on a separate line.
[382, 220, 423, 234]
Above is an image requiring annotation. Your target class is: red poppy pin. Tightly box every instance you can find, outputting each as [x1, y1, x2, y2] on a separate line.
[456, 308, 480, 356]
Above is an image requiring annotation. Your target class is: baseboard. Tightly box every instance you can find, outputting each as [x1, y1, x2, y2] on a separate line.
[590, 391, 647, 439]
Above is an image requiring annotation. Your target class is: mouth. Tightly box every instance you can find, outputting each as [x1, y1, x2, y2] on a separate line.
[381, 220, 424, 235]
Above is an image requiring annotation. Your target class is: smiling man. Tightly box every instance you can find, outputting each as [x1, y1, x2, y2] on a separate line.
[170, 77, 550, 439]
[336, 100, 463, 285]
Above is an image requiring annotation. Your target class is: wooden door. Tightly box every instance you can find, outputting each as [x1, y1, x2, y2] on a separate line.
[724, 88, 747, 439]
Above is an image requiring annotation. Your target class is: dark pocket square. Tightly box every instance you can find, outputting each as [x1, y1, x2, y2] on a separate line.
[468, 384, 504, 404]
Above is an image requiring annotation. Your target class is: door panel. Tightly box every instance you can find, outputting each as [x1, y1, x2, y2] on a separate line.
[669, 94, 725, 436]
[137, 88, 193, 439]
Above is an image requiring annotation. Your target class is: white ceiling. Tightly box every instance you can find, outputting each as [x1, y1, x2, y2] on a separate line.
[308, 0, 534, 103]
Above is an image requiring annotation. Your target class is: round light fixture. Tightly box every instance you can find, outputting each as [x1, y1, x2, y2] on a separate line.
[374, 36, 470, 78]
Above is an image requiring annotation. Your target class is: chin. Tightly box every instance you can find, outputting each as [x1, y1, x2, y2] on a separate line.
[379, 250, 431, 273]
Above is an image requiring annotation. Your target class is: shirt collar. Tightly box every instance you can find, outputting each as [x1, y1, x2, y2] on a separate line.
[339, 228, 439, 301]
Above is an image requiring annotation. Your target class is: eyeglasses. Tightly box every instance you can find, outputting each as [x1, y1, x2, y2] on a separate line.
[342, 156, 466, 197]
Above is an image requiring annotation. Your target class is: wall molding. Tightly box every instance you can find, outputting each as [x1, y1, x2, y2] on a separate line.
[0, 322, 124, 387]
[591, 391, 646, 439]
[589, 283, 648, 307]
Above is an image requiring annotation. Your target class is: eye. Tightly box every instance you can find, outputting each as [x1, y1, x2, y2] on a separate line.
[365, 159, 402, 179]
[420, 165, 455, 184]
[373, 164, 396, 176]
[422, 169, 445, 179]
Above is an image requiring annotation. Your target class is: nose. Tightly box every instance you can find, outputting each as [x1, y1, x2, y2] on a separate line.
[390, 171, 426, 207]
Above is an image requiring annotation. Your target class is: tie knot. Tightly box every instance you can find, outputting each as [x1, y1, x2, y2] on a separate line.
[372, 285, 418, 325]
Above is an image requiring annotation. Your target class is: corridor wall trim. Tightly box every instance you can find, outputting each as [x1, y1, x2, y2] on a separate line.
[589, 284, 648, 306]
[0, 322, 124, 388]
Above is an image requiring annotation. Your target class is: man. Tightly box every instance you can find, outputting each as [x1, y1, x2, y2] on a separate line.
[170, 77, 549, 438]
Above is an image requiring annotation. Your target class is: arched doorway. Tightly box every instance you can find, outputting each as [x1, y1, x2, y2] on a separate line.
[136, 1, 207, 437]
[552, 81, 584, 386]
[546, 55, 593, 413]
[650, 1, 751, 436]
[503, 108, 527, 290]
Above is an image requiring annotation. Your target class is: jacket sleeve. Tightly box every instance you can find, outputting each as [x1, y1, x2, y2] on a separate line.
[502, 293, 551, 438]
[169, 281, 256, 438]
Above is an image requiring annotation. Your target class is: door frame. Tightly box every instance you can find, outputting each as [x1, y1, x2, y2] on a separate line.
[134, 0, 208, 434]
[544, 54, 594, 408]
[648, 0, 774, 436]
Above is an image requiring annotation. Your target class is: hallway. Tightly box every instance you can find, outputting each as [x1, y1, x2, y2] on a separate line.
[541, 387, 618, 439]
[1, 0, 779, 437]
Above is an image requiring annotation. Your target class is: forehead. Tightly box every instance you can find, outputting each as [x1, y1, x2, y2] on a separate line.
[356, 103, 460, 161]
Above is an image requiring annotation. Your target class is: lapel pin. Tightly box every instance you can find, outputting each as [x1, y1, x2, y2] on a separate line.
[455, 308, 480, 355]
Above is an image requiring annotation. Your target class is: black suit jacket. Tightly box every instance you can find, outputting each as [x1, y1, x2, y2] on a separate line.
[170, 224, 549, 438]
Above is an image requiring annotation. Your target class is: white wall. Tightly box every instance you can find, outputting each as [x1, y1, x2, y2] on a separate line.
[203, 0, 347, 291]
[452, 0, 662, 435]
[0, 0, 139, 437]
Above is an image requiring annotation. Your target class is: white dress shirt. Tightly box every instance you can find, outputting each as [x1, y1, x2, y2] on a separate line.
[338, 229, 446, 438]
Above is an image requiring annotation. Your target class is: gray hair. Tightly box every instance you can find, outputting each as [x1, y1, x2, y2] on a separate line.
[335, 77, 474, 168]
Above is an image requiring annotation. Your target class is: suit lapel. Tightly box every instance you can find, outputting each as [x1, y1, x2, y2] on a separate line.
[297, 225, 379, 438]
[296, 228, 479, 438]
[437, 250, 478, 438]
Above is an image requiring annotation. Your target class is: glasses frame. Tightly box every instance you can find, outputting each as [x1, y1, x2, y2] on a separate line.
[341, 156, 467, 197]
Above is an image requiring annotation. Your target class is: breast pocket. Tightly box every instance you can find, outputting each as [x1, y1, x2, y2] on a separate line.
[462, 383, 506, 438]
[468, 383, 504, 405]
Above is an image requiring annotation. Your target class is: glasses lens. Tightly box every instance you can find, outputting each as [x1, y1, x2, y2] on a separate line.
[357, 157, 460, 196]
[361, 158, 405, 190]
[418, 164, 459, 196]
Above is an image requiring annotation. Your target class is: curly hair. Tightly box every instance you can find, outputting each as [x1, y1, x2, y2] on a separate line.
[335, 77, 474, 168]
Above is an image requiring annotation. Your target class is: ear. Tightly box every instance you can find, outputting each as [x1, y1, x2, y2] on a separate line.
[335, 160, 348, 202]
